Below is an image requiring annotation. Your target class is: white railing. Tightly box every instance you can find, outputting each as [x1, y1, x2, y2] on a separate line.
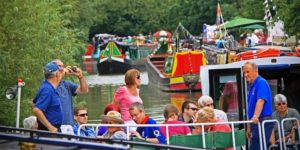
[79, 119, 300, 150]
[78, 120, 253, 149]
[262, 119, 282, 150]
[281, 117, 300, 150]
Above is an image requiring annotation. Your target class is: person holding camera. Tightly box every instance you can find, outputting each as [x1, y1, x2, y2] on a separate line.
[53, 59, 89, 134]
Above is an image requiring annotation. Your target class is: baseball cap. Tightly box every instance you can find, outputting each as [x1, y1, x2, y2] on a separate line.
[44, 62, 59, 73]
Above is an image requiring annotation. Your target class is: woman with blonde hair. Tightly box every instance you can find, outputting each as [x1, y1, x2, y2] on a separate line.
[194, 107, 231, 134]
[113, 69, 143, 131]
[195, 107, 233, 150]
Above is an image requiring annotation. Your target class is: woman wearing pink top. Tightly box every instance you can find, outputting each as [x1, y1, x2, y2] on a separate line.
[113, 69, 143, 131]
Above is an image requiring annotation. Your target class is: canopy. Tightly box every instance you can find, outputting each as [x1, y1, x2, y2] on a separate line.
[240, 24, 266, 29]
[154, 30, 172, 37]
[223, 16, 265, 29]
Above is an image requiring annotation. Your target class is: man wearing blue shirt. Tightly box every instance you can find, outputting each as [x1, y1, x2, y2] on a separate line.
[33, 62, 64, 132]
[243, 62, 274, 150]
[129, 103, 166, 144]
[73, 106, 96, 137]
[53, 59, 89, 134]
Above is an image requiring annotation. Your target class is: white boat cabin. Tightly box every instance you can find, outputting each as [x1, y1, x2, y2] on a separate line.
[200, 56, 300, 121]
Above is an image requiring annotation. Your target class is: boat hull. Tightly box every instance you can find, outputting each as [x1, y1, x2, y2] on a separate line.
[97, 57, 132, 74]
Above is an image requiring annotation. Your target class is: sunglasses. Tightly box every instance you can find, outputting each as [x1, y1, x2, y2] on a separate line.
[187, 107, 198, 111]
[277, 103, 286, 106]
[77, 113, 88, 117]
[136, 75, 141, 79]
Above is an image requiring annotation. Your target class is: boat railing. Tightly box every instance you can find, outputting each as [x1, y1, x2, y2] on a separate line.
[0, 125, 128, 150]
[79, 120, 254, 149]
[262, 119, 282, 150]
[281, 117, 300, 149]
[0, 125, 194, 150]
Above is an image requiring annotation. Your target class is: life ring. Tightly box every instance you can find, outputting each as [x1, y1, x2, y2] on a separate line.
[237, 48, 281, 61]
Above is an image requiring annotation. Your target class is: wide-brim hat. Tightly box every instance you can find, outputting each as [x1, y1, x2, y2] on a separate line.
[100, 111, 123, 124]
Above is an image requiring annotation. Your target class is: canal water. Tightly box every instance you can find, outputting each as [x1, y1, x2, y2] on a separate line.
[76, 71, 201, 123]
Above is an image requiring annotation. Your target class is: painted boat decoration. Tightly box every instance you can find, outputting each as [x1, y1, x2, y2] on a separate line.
[97, 40, 131, 74]
[146, 50, 206, 92]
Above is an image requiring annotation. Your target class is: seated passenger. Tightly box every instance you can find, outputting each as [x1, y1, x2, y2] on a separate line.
[129, 103, 166, 144]
[194, 107, 231, 133]
[198, 95, 228, 122]
[100, 111, 127, 140]
[98, 103, 121, 136]
[270, 94, 300, 145]
[73, 106, 96, 137]
[178, 100, 198, 132]
[160, 104, 191, 138]
[194, 107, 232, 150]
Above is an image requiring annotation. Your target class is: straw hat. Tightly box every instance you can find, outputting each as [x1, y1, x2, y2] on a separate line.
[100, 111, 123, 124]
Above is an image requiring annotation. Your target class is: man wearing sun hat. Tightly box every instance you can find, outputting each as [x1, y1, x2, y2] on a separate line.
[100, 111, 127, 140]
[33, 61, 64, 132]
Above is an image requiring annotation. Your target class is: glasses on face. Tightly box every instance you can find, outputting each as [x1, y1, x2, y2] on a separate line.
[205, 103, 214, 107]
[136, 75, 141, 80]
[77, 113, 88, 117]
[277, 102, 286, 106]
[187, 107, 198, 111]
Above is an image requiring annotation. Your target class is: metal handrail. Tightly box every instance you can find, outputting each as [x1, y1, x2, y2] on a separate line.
[281, 117, 300, 150]
[262, 119, 282, 150]
[79, 120, 253, 149]
[0, 125, 197, 150]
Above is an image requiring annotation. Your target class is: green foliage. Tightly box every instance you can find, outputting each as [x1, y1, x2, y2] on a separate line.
[0, 0, 85, 126]
[273, 0, 300, 42]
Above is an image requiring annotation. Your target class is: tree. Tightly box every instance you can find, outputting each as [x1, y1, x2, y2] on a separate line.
[273, 0, 300, 45]
[0, 0, 84, 126]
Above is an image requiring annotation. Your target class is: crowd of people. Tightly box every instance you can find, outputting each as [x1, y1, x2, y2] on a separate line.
[25, 60, 300, 149]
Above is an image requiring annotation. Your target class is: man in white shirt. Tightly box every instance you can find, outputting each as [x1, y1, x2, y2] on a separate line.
[197, 95, 228, 122]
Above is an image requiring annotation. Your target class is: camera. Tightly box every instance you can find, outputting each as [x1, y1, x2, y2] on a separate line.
[71, 66, 77, 73]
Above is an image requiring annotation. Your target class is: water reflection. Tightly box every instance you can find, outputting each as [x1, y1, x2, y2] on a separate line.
[76, 84, 201, 122]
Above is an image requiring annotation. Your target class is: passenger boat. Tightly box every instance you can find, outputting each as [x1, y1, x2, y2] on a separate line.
[200, 55, 300, 122]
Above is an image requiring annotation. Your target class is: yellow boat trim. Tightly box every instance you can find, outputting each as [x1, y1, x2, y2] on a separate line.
[170, 77, 184, 84]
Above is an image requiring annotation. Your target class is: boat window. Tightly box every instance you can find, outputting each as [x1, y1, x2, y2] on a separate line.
[209, 68, 244, 122]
